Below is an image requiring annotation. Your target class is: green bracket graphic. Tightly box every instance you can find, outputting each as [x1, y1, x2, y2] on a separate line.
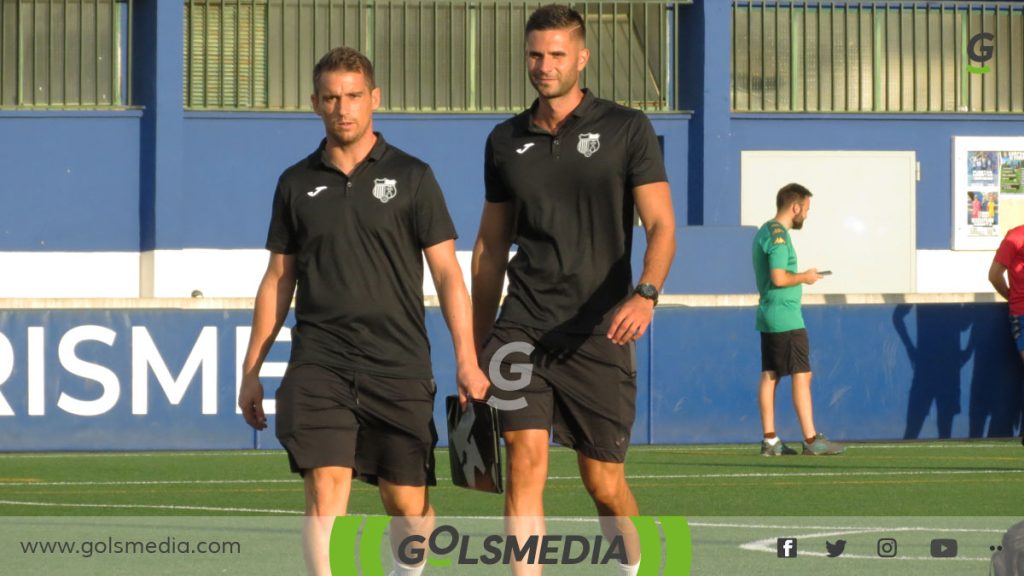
[631, 516, 692, 576]
[659, 516, 693, 575]
[359, 517, 390, 576]
[329, 516, 363, 576]
[632, 516, 662, 576]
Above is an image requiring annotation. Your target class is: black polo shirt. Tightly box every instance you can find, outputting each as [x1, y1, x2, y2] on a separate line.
[266, 134, 457, 379]
[484, 90, 667, 333]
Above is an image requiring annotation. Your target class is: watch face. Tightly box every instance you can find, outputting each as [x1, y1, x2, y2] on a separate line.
[637, 284, 658, 299]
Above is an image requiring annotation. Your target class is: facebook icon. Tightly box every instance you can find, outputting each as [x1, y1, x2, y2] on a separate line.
[777, 538, 798, 558]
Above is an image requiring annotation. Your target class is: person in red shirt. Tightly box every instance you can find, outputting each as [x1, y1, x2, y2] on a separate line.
[988, 224, 1024, 447]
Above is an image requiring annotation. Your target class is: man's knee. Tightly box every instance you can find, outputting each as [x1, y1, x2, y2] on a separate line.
[581, 464, 628, 505]
[586, 478, 628, 506]
[307, 466, 349, 489]
[791, 371, 813, 384]
[304, 467, 351, 512]
[505, 430, 549, 472]
[387, 498, 431, 518]
[379, 481, 430, 517]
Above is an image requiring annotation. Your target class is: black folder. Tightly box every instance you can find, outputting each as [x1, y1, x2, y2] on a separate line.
[446, 395, 503, 494]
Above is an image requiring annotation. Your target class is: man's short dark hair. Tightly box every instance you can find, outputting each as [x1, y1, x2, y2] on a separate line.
[776, 183, 813, 211]
[313, 47, 375, 94]
[526, 4, 586, 40]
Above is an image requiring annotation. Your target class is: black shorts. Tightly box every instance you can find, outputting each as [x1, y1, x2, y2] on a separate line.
[275, 363, 438, 486]
[479, 323, 637, 463]
[760, 329, 811, 377]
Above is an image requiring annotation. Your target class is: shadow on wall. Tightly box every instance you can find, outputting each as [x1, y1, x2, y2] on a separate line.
[894, 304, 1024, 440]
[966, 306, 1024, 438]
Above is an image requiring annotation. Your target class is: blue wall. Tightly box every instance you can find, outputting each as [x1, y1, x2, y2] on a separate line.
[654, 304, 1023, 443]
[181, 113, 689, 252]
[3, 2, 689, 255]
[0, 304, 1019, 450]
[5, 1, 1023, 260]
[0, 111, 142, 251]
[0, 112, 688, 255]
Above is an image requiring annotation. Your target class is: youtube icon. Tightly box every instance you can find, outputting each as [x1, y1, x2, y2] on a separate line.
[930, 539, 958, 558]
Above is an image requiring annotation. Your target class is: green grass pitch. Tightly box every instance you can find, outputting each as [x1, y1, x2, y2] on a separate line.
[1, 440, 1021, 575]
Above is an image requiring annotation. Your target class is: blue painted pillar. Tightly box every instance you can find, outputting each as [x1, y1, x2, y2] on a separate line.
[134, 1, 185, 262]
[677, 1, 705, 225]
[699, 0, 737, 226]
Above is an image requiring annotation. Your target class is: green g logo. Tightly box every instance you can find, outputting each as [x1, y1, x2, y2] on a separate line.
[967, 32, 995, 75]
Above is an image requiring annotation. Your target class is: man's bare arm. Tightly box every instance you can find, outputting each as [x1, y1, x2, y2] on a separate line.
[425, 239, 490, 406]
[607, 181, 676, 345]
[238, 252, 296, 430]
[471, 201, 514, 350]
[989, 260, 1010, 301]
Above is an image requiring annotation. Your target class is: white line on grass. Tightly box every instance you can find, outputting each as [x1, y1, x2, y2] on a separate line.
[0, 499, 302, 515]
[0, 479, 296, 487]
[0, 443, 1016, 460]
[637, 442, 1017, 452]
[544, 468, 1024, 481]
[433, 518, 1010, 533]
[0, 451, 281, 459]
[694, 521, 1004, 533]
[1, 468, 1020, 488]
[811, 442, 1014, 450]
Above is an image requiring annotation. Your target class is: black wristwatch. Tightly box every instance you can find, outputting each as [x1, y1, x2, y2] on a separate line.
[634, 283, 659, 305]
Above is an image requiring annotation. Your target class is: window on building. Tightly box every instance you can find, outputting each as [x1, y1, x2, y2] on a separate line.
[184, 1, 267, 108]
[183, 0, 686, 112]
[0, 0, 130, 108]
[732, 1, 1024, 113]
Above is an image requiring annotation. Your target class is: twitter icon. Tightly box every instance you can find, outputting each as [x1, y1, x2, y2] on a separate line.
[826, 540, 847, 558]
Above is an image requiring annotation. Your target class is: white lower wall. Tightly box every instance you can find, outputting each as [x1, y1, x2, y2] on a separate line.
[0, 249, 1002, 298]
[142, 249, 269, 298]
[915, 249, 999, 294]
[141, 249, 482, 298]
[0, 252, 140, 298]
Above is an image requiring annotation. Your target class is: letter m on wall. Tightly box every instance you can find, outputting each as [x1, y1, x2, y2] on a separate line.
[132, 327, 218, 415]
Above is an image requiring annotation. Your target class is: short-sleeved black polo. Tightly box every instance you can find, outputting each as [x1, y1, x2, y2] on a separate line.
[266, 134, 457, 378]
[484, 90, 667, 333]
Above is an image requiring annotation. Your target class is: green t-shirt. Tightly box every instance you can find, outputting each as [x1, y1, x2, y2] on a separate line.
[752, 220, 804, 333]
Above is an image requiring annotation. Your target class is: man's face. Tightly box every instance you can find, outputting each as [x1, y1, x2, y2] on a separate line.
[310, 69, 380, 147]
[526, 28, 590, 99]
[791, 198, 811, 230]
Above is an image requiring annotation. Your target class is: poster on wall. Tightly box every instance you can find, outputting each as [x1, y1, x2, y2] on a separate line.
[953, 137, 1024, 250]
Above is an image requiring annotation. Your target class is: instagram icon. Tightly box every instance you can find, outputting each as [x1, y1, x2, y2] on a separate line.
[877, 538, 898, 558]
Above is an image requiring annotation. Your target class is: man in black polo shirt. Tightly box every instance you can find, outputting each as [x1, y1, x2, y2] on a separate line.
[238, 47, 489, 576]
[472, 6, 676, 576]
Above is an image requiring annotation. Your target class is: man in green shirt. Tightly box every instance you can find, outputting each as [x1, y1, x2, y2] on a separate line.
[752, 183, 845, 456]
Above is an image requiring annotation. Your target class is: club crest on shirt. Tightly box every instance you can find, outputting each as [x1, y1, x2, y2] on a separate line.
[372, 178, 397, 204]
[577, 133, 601, 158]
